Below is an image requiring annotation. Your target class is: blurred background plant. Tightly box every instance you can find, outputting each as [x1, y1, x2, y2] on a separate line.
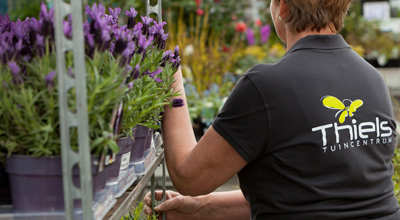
[165, 8, 241, 127]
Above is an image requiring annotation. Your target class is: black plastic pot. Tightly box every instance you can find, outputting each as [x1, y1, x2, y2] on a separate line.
[5, 155, 104, 212]
[130, 125, 150, 163]
[107, 136, 133, 184]
[0, 162, 11, 205]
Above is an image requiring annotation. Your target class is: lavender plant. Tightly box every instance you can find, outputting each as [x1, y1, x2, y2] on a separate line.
[0, 2, 181, 157]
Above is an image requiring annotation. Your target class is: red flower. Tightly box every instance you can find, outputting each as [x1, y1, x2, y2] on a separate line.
[196, 8, 204, 15]
[195, 0, 201, 7]
[255, 19, 262, 26]
[235, 22, 247, 32]
[222, 46, 231, 52]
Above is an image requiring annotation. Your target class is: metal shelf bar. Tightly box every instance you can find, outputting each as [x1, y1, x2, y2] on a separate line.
[54, 0, 93, 219]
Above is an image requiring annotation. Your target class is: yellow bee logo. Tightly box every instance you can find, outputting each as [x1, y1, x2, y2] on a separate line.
[321, 96, 363, 124]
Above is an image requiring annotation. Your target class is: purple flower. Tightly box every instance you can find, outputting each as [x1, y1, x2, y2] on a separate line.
[85, 3, 105, 20]
[172, 99, 184, 108]
[131, 63, 140, 79]
[108, 7, 121, 23]
[8, 62, 20, 75]
[39, 2, 54, 37]
[113, 28, 130, 56]
[141, 16, 153, 36]
[15, 39, 23, 51]
[172, 56, 181, 69]
[120, 41, 135, 66]
[127, 81, 134, 89]
[260, 25, 271, 44]
[150, 21, 166, 35]
[137, 34, 153, 54]
[246, 28, 255, 45]
[158, 32, 168, 50]
[63, 19, 72, 39]
[67, 67, 75, 78]
[173, 46, 180, 58]
[8, 62, 23, 85]
[39, 2, 54, 22]
[45, 70, 56, 88]
[133, 22, 142, 33]
[11, 20, 25, 40]
[144, 68, 162, 82]
[0, 14, 11, 33]
[85, 32, 95, 47]
[125, 7, 138, 29]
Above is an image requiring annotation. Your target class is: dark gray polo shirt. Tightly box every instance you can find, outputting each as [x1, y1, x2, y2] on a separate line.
[212, 35, 400, 219]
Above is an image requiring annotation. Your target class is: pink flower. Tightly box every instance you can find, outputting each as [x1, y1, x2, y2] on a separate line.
[255, 19, 262, 26]
[235, 22, 247, 33]
[196, 8, 204, 16]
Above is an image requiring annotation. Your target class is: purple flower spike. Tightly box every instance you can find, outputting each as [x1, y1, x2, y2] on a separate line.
[260, 25, 271, 44]
[126, 7, 138, 29]
[141, 16, 153, 26]
[63, 20, 72, 38]
[141, 16, 153, 36]
[8, 62, 24, 85]
[67, 67, 75, 78]
[126, 7, 138, 19]
[131, 63, 140, 79]
[45, 70, 56, 88]
[137, 34, 154, 54]
[246, 28, 255, 45]
[150, 21, 166, 35]
[173, 46, 180, 58]
[12, 20, 25, 39]
[108, 7, 121, 23]
[28, 17, 41, 33]
[172, 99, 184, 108]
[127, 81, 134, 89]
[15, 39, 23, 51]
[39, 2, 54, 37]
[86, 33, 95, 47]
[0, 14, 11, 33]
[8, 62, 20, 75]
[39, 2, 54, 22]
[120, 41, 136, 66]
[85, 3, 105, 20]
[172, 56, 181, 69]
[144, 68, 163, 82]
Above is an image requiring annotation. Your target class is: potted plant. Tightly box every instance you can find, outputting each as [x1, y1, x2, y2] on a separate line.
[0, 2, 136, 213]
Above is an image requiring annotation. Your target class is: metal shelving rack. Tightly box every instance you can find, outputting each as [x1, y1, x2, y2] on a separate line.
[53, 0, 166, 219]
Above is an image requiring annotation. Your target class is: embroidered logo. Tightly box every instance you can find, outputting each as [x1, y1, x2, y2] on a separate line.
[321, 96, 363, 123]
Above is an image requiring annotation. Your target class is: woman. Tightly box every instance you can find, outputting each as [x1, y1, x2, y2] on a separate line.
[144, 0, 400, 219]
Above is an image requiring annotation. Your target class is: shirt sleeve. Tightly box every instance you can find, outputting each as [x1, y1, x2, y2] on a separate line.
[212, 70, 269, 163]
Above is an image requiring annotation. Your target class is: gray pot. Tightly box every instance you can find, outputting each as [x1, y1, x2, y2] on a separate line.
[5, 155, 104, 212]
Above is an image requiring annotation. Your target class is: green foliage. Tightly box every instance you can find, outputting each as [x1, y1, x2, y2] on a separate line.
[0, 48, 127, 157]
[121, 202, 158, 220]
[393, 148, 400, 204]
[7, 0, 42, 21]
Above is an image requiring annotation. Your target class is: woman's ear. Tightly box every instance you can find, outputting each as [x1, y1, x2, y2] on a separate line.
[279, 0, 289, 19]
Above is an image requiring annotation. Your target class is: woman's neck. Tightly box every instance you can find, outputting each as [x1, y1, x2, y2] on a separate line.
[285, 26, 336, 50]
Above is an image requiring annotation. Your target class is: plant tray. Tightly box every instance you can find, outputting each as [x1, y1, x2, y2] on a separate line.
[0, 186, 116, 220]
[130, 147, 156, 176]
[106, 166, 137, 198]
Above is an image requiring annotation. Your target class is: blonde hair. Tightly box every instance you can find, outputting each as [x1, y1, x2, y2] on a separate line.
[275, 0, 352, 33]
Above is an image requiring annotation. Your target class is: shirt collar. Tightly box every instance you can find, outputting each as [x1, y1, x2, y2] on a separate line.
[285, 34, 351, 56]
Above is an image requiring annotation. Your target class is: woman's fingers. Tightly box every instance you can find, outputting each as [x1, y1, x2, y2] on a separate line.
[144, 190, 183, 214]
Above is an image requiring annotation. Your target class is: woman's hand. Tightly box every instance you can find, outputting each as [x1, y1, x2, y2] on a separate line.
[143, 190, 206, 220]
[143, 189, 250, 220]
